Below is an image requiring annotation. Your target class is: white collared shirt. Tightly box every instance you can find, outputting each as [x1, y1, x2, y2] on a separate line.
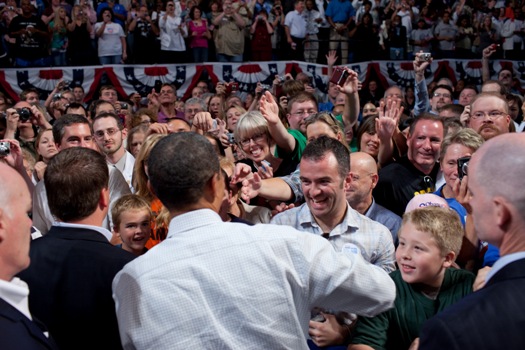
[0, 277, 32, 320]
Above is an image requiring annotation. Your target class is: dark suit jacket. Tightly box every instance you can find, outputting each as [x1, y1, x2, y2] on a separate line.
[17, 226, 135, 350]
[0, 298, 59, 350]
[419, 258, 525, 349]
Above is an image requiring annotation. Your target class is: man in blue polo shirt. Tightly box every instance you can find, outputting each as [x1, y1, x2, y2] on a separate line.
[325, 0, 355, 63]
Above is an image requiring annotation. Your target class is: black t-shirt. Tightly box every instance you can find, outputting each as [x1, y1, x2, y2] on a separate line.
[373, 157, 439, 217]
[8, 15, 49, 60]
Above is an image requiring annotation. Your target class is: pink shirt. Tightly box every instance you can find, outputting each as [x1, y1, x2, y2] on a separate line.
[188, 19, 208, 48]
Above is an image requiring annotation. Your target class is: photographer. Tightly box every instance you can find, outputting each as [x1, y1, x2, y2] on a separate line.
[250, 9, 273, 61]
[67, 4, 96, 65]
[44, 80, 74, 120]
[212, 0, 247, 62]
[3, 102, 52, 158]
[128, 4, 159, 64]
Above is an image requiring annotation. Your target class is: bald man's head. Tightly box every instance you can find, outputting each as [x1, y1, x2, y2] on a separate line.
[468, 133, 525, 250]
[0, 163, 32, 280]
[347, 152, 379, 212]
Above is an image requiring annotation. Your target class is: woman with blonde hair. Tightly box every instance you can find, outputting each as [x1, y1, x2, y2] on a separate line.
[48, 6, 69, 66]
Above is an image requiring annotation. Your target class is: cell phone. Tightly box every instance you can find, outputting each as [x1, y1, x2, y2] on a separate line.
[420, 53, 431, 61]
[0, 141, 10, 157]
[120, 102, 128, 109]
[154, 79, 162, 93]
[226, 132, 235, 144]
[231, 82, 239, 93]
[330, 68, 349, 87]
[261, 160, 271, 171]
[457, 156, 470, 181]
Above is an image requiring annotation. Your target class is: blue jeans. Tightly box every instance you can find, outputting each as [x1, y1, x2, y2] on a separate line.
[51, 50, 67, 67]
[216, 53, 243, 62]
[99, 55, 122, 65]
[192, 47, 208, 63]
[15, 56, 51, 67]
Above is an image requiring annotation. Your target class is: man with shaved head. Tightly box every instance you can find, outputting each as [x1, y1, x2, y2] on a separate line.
[347, 152, 401, 243]
[420, 133, 525, 349]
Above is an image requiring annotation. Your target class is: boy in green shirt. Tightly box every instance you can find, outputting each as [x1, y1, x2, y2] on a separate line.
[349, 206, 474, 350]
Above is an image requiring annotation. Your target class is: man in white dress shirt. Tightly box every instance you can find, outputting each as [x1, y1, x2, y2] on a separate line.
[112, 132, 396, 349]
[93, 112, 135, 191]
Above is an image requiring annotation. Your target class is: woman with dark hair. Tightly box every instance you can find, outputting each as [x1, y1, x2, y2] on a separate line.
[456, 14, 475, 58]
[94, 7, 126, 64]
[250, 9, 273, 61]
[350, 12, 379, 62]
[357, 116, 380, 160]
[208, 94, 225, 120]
[188, 5, 211, 62]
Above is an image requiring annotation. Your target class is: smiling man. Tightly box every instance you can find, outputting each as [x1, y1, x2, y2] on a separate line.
[271, 136, 395, 348]
[272, 137, 395, 271]
[93, 112, 135, 190]
[374, 113, 445, 216]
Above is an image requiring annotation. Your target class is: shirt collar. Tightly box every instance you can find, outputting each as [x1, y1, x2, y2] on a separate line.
[52, 222, 113, 241]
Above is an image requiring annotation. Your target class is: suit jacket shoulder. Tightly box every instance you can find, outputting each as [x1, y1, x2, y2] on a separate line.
[420, 258, 525, 350]
[0, 298, 59, 350]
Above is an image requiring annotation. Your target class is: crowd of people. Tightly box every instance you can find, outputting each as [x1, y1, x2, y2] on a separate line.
[1, 38, 525, 348]
[1, 0, 525, 66]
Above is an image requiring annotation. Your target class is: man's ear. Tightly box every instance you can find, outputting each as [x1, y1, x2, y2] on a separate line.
[370, 173, 379, 189]
[0, 209, 5, 244]
[121, 127, 128, 139]
[494, 197, 511, 231]
[344, 171, 353, 192]
[99, 187, 110, 210]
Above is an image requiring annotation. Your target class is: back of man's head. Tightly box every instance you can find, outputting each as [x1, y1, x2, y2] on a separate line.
[148, 133, 220, 212]
[52, 114, 92, 146]
[45, 147, 109, 222]
[472, 133, 525, 216]
[302, 136, 350, 180]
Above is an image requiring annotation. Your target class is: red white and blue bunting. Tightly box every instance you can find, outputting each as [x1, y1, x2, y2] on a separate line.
[1, 60, 523, 102]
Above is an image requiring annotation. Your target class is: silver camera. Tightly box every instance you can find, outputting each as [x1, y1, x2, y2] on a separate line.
[0, 141, 10, 157]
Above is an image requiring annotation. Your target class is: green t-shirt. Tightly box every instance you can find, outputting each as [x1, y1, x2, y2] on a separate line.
[351, 268, 474, 350]
[275, 128, 307, 163]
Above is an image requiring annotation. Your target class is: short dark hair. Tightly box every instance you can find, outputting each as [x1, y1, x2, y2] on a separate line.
[431, 84, 454, 97]
[302, 136, 350, 180]
[65, 102, 87, 115]
[148, 133, 220, 211]
[52, 114, 92, 145]
[409, 113, 444, 136]
[45, 147, 109, 222]
[89, 99, 115, 119]
[92, 112, 124, 130]
[357, 115, 378, 150]
[438, 103, 464, 116]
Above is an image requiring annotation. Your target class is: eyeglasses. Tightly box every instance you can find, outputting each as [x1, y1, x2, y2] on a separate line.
[433, 93, 452, 99]
[94, 128, 120, 139]
[291, 109, 317, 117]
[239, 132, 265, 147]
[470, 110, 506, 120]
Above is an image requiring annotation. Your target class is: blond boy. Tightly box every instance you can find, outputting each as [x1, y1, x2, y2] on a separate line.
[349, 206, 474, 350]
[111, 194, 152, 256]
